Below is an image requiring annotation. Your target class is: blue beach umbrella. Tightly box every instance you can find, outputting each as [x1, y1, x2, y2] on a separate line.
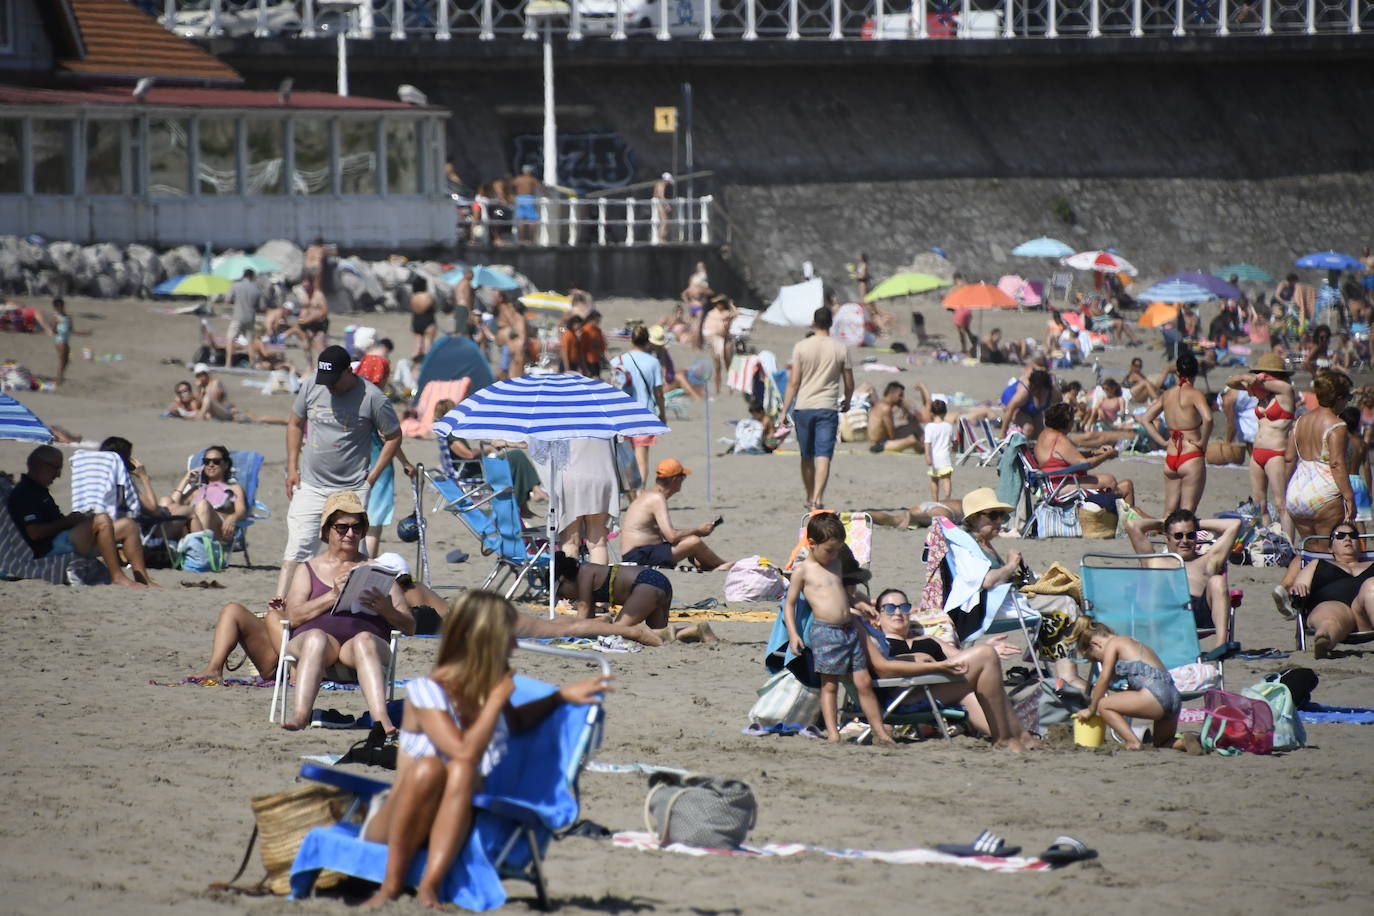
[433, 373, 668, 616]
[1136, 279, 1215, 304]
[1011, 237, 1075, 258]
[1157, 271, 1241, 301]
[152, 273, 232, 297]
[1295, 251, 1361, 271]
[0, 393, 53, 442]
[438, 264, 522, 291]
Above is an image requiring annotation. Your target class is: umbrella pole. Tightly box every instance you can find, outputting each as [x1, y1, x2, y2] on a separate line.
[705, 392, 712, 506]
[548, 462, 559, 620]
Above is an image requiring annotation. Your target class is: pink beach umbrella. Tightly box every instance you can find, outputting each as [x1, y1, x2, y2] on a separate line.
[997, 274, 1042, 307]
[1062, 250, 1138, 276]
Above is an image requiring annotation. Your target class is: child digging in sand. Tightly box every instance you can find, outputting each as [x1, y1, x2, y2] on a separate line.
[1071, 618, 1195, 751]
[361, 590, 609, 908]
[783, 512, 895, 745]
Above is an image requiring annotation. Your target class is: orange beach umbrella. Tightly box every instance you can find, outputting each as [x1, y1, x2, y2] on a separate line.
[942, 282, 1018, 310]
[1137, 302, 1180, 327]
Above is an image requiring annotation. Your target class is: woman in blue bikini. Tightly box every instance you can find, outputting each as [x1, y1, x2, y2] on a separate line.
[999, 368, 1058, 436]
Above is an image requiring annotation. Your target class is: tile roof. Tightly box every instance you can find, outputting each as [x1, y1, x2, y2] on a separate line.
[58, 0, 241, 84]
[0, 84, 439, 112]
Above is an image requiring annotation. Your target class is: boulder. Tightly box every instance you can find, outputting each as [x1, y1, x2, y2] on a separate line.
[159, 244, 200, 278]
[88, 273, 119, 298]
[125, 243, 162, 294]
[255, 239, 304, 284]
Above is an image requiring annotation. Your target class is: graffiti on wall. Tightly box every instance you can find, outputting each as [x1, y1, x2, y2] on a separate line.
[511, 131, 638, 194]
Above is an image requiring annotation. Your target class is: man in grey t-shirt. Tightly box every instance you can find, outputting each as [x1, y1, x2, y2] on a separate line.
[225, 269, 263, 368]
[273, 345, 401, 600]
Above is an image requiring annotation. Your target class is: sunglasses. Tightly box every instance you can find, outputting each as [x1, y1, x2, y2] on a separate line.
[176, 388, 191, 395]
[878, 602, 912, 615]
[331, 521, 367, 534]
[1169, 530, 1200, 541]
[981, 511, 1010, 524]
[1331, 530, 1358, 541]
[203, 457, 226, 465]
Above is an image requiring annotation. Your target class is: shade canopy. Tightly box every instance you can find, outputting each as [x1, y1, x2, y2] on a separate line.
[1011, 237, 1074, 258]
[0, 393, 53, 443]
[863, 272, 949, 302]
[431, 373, 669, 442]
[210, 254, 283, 279]
[942, 282, 1017, 309]
[761, 278, 824, 326]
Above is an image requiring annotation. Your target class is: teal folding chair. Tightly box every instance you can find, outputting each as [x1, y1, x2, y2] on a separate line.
[290, 644, 608, 911]
[479, 455, 549, 600]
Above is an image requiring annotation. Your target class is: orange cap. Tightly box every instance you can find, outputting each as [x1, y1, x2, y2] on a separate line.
[655, 458, 693, 478]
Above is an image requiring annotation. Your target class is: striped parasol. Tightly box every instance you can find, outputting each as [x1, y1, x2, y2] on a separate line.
[432, 373, 668, 441]
[433, 372, 668, 617]
[1136, 279, 1214, 304]
[0, 393, 53, 442]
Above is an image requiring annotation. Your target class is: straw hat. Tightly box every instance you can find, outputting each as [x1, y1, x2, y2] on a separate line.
[648, 325, 667, 347]
[962, 487, 1014, 519]
[1255, 352, 1292, 375]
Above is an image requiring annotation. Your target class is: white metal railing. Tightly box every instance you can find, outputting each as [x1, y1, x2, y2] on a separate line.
[460, 194, 714, 247]
[156, 0, 1373, 39]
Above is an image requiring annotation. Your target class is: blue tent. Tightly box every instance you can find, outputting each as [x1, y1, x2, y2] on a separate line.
[413, 335, 495, 404]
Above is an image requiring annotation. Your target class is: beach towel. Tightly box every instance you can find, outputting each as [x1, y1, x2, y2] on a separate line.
[70, 450, 140, 518]
[611, 831, 1052, 872]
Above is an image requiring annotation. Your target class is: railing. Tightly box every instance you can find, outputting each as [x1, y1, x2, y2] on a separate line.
[157, 0, 1372, 40]
[462, 194, 714, 247]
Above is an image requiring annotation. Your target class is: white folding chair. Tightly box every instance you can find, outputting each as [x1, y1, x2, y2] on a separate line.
[977, 418, 1012, 467]
[269, 619, 401, 724]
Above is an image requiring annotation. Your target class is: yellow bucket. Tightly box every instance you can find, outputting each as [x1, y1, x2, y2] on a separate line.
[1074, 715, 1105, 748]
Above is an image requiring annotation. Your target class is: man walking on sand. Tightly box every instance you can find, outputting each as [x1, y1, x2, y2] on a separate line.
[7, 445, 158, 587]
[619, 459, 733, 571]
[779, 306, 853, 510]
[274, 345, 401, 603]
[225, 268, 261, 368]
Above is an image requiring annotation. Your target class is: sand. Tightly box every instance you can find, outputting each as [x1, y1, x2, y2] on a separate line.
[1, 294, 1372, 915]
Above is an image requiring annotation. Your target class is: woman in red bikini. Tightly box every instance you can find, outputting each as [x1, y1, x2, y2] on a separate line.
[1226, 353, 1297, 531]
[1033, 403, 1140, 510]
[1141, 352, 1212, 515]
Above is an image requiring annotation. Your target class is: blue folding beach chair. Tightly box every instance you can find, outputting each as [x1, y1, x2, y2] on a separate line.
[290, 644, 607, 911]
[479, 455, 549, 599]
[413, 438, 507, 583]
[189, 448, 269, 567]
[1080, 551, 1219, 694]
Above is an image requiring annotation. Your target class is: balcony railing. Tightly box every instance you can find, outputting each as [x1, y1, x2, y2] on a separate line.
[464, 194, 714, 247]
[157, 0, 1372, 41]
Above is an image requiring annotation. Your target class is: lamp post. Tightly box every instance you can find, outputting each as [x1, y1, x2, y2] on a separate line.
[317, 0, 365, 97]
[525, 1, 569, 188]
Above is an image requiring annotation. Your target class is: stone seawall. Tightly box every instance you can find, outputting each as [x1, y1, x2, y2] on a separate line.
[720, 172, 1374, 296]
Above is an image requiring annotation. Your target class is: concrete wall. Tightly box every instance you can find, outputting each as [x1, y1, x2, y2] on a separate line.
[721, 172, 1374, 295]
[3, 196, 456, 250]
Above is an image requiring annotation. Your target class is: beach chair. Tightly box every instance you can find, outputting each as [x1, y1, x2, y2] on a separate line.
[663, 387, 690, 419]
[1013, 445, 1090, 539]
[1293, 535, 1374, 652]
[403, 378, 472, 439]
[69, 450, 179, 566]
[414, 444, 506, 586]
[189, 448, 269, 567]
[976, 417, 1012, 467]
[782, 509, 873, 574]
[479, 455, 550, 600]
[731, 308, 759, 355]
[268, 618, 401, 724]
[289, 644, 607, 911]
[1080, 552, 1222, 696]
[0, 476, 86, 584]
[920, 519, 1043, 652]
[954, 417, 983, 467]
[844, 617, 964, 744]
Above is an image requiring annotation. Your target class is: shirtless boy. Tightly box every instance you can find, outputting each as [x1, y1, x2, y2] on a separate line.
[783, 513, 895, 745]
[619, 459, 733, 570]
[1125, 510, 1241, 654]
[867, 381, 921, 453]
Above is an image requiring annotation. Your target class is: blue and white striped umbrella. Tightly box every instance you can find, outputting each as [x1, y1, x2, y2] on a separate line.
[0, 393, 53, 442]
[432, 372, 669, 442]
[1137, 279, 1215, 304]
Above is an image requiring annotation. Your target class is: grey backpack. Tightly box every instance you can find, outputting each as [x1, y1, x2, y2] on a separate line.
[643, 774, 757, 849]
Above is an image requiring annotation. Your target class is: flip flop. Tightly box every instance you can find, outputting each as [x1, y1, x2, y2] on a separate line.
[1037, 835, 1099, 866]
[1202, 641, 1241, 662]
[935, 830, 1021, 858]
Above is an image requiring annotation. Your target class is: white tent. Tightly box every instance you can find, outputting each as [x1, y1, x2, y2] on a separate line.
[760, 278, 824, 327]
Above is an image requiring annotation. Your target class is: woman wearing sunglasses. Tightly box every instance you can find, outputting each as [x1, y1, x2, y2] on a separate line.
[279, 491, 415, 731]
[1284, 521, 1374, 658]
[159, 445, 246, 543]
[165, 381, 202, 419]
[860, 588, 1037, 751]
[1125, 510, 1242, 654]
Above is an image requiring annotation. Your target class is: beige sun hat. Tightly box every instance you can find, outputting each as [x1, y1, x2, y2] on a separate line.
[962, 487, 1014, 519]
[1255, 352, 1292, 375]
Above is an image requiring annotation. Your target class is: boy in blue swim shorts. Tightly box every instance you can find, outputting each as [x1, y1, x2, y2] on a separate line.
[782, 513, 895, 745]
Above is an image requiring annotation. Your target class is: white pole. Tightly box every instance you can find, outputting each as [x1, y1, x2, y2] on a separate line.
[548, 462, 558, 619]
[705, 386, 712, 505]
[337, 30, 348, 97]
[543, 19, 557, 188]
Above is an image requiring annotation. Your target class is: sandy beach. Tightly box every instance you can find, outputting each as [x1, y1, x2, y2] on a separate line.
[1, 293, 1372, 916]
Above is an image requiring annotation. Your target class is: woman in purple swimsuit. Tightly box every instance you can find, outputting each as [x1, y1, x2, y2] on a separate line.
[280, 491, 415, 731]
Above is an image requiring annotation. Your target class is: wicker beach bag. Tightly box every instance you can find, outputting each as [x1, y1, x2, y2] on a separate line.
[212, 785, 349, 895]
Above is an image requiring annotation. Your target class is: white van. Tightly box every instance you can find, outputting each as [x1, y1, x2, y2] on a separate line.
[577, 0, 707, 36]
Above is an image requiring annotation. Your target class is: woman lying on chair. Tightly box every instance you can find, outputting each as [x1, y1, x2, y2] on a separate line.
[1281, 520, 1374, 659]
[859, 587, 1041, 752]
[360, 590, 609, 908]
[158, 444, 246, 543]
[1033, 403, 1140, 511]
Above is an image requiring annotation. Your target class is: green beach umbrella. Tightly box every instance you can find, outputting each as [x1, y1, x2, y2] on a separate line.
[211, 254, 283, 279]
[864, 272, 949, 303]
[1213, 264, 1273, 284]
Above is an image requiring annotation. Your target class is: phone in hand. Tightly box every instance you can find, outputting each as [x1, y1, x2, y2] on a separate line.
[713, 516, 724, 528]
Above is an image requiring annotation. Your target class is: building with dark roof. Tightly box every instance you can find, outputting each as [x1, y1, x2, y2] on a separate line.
[1, 0, 452, 248]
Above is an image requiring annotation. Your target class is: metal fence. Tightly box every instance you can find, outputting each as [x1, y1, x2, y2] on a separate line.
[465, 194, 714, 247]
[156, 1, 1372, 40]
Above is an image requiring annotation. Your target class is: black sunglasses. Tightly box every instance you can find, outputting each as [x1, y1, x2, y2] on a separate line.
[878, 602, 912, 615]
[1331, 530, 1358, 541]
[1169, 530, 1200, 541]
[203, 457, 226, 465]
[331, 521, 367, 534]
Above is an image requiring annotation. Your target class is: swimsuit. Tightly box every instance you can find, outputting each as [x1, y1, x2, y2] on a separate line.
[1252, 448, 1285, 470]
[398, 676, 508, 775]
[1113, 659, 1181, 719]
[1251, 388, 1295, 470]
[1164, 379, 1203, 472]
[1285, 422, 1345, 520]
[590, 565, 673, 605]
[292, 562, 392, 645]
[1305, 558, 1374, 608]
[886, 635, 947, 662]
[1189, 592, 1216, 632]
[54, 314, 71, 345]
[810, 618, 867, 675]
[1000, 380, 1049, 417]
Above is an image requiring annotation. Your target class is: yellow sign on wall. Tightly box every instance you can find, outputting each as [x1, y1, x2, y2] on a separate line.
[654, 107, 678, 133]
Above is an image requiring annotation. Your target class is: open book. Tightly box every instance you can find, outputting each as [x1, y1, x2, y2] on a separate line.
[330, 563, 399, 616]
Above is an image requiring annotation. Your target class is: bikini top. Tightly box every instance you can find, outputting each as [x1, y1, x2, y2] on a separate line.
[1296, 421, 1344, 464]
[1018, 382, 1051, 417]
[1038, 432, 1072, 473]
[1254, 398, 1296, 422]
[590, 566, 618, 604]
